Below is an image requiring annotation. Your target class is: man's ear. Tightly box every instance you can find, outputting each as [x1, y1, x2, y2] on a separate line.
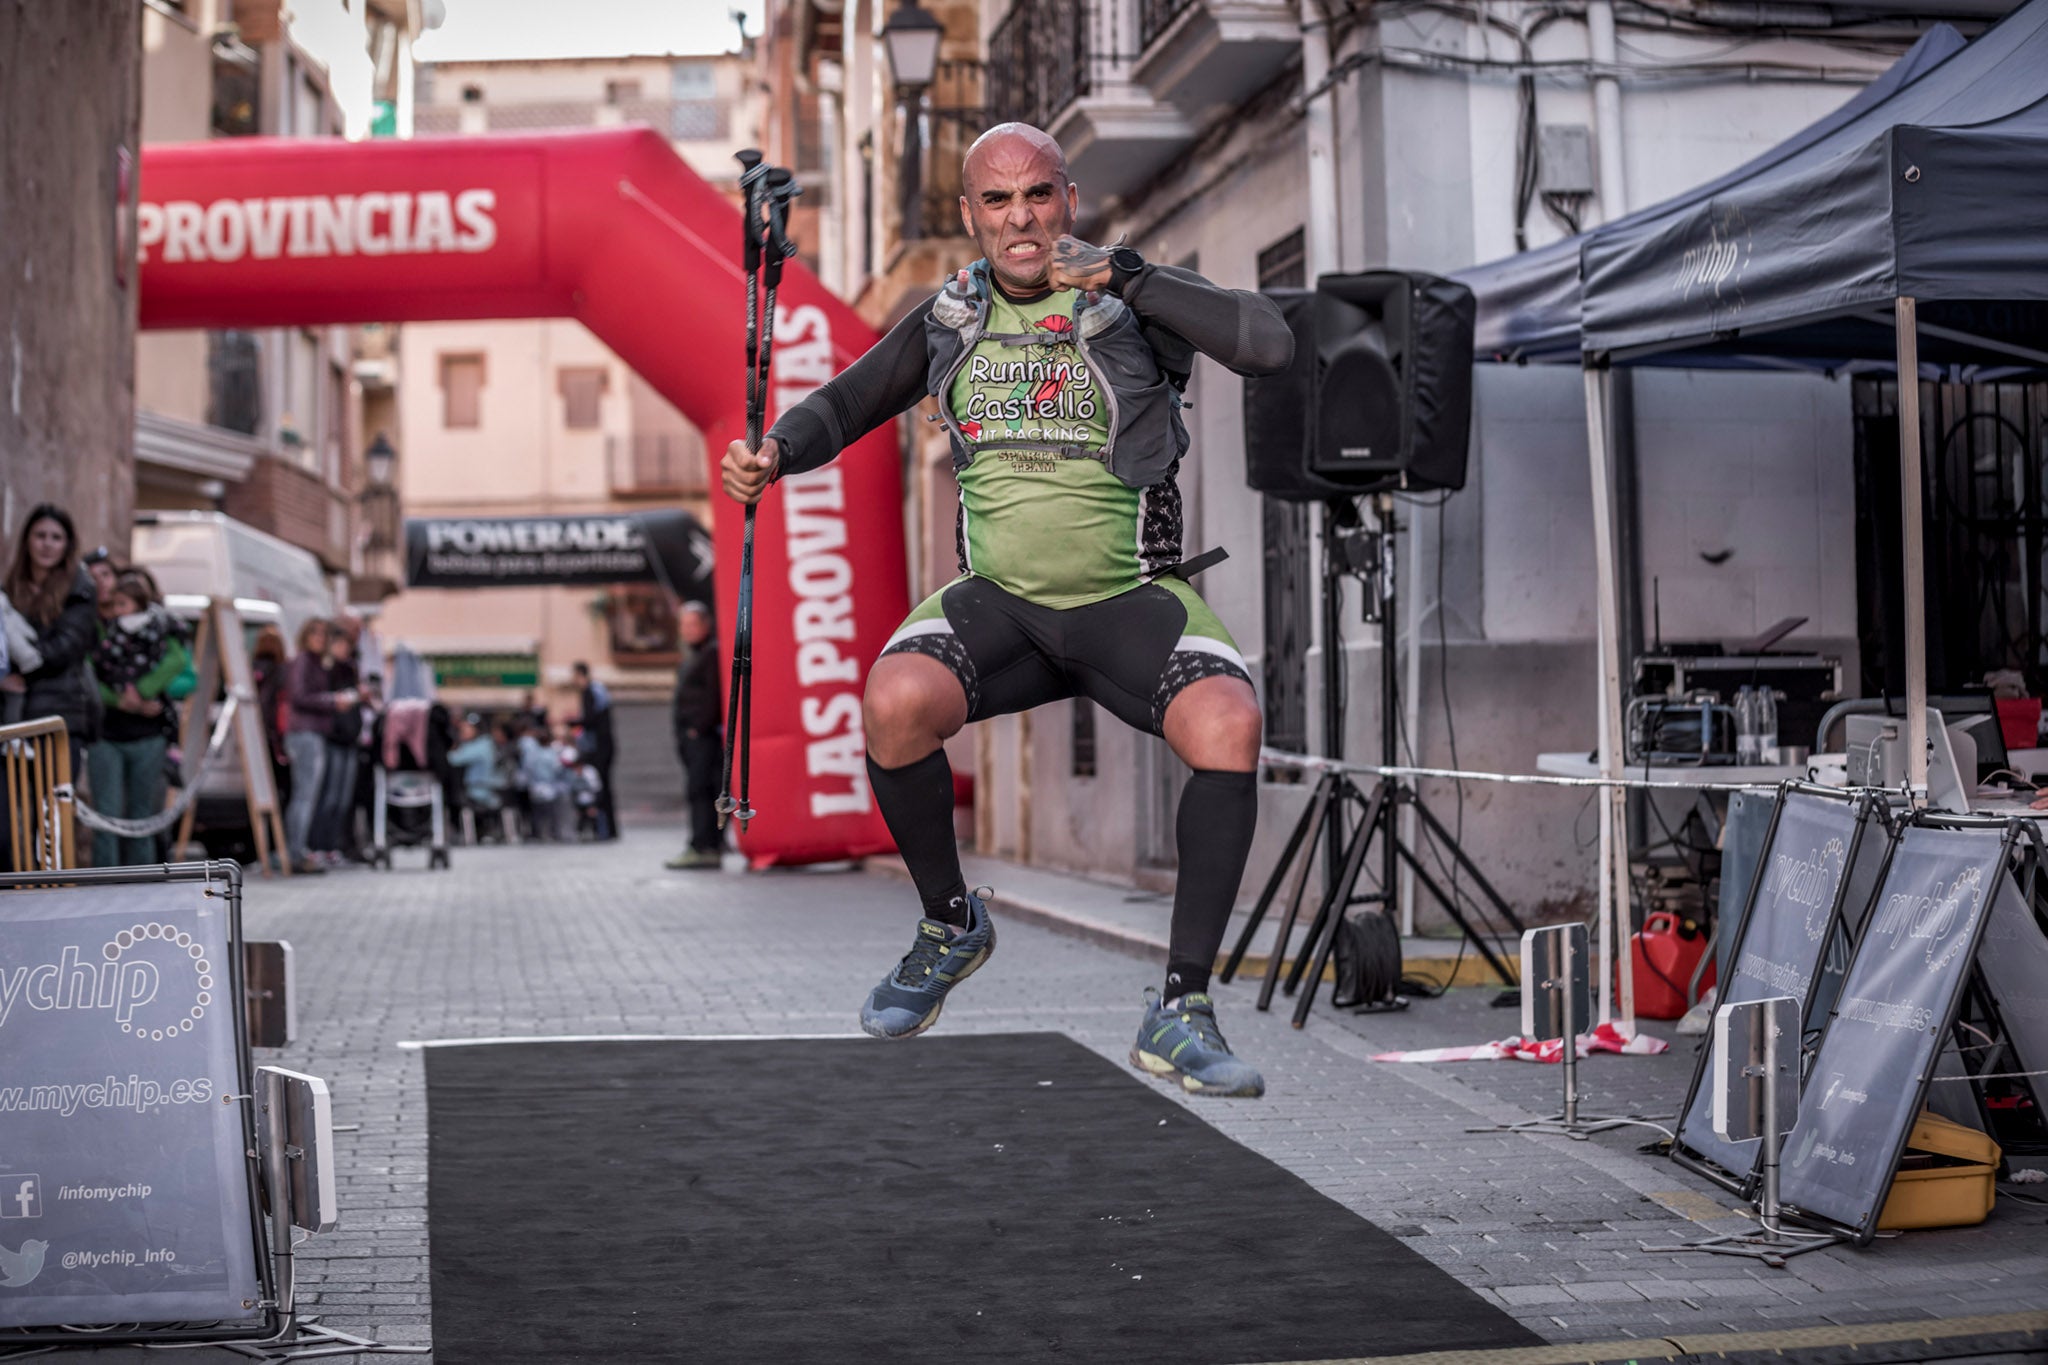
[958, 195, 972, 236]
[1065, 182, 1080, 219]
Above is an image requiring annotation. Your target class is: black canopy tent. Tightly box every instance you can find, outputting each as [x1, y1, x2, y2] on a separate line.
[1453, 0, 2048, 1023]
[1458, 24, 1967, 363]
[1580, 0, 2048, 801]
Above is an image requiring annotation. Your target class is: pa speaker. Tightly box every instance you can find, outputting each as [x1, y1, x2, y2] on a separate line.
[1243, 270, 1476, 503]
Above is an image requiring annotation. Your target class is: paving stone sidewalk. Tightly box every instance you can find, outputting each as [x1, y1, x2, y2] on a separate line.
[40, 830, 2048, 1362]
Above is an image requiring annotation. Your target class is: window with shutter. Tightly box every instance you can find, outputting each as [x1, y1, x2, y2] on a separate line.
[440, 353, 485, 429]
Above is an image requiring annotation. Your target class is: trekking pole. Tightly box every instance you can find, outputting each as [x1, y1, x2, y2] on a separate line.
[718, 149, 769, 830]
[733, 167, 801, 828]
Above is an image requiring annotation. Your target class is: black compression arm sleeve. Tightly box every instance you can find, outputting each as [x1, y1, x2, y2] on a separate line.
[767, 299, 936, 477]
[1118, 262, 1295, 377]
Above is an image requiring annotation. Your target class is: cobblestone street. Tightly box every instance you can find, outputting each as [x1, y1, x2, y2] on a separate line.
[45, 825, 2048, 1362]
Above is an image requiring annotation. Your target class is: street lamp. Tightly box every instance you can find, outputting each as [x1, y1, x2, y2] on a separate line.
[360, 433, 400, 558]
[881, 0, 943, 241]
[364, 432, 396, 488]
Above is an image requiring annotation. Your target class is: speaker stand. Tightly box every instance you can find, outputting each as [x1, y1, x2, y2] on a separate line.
[1221, 495, 1525, 1027]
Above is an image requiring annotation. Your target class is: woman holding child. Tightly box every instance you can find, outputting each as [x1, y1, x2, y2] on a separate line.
[86, 569, 193, 866]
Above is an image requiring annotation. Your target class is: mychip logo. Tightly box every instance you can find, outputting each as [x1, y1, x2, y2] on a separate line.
[0, 923, 214, 1043]
[1765, 835, 1846, 942]
[1869, 866, 1985, 974]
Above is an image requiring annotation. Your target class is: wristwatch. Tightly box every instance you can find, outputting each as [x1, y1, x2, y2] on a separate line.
[1108, 246, 1146, 295]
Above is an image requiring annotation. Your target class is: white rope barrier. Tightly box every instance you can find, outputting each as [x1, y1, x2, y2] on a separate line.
[62, 695, 242, 839]
[1258, 745, 1774, 794]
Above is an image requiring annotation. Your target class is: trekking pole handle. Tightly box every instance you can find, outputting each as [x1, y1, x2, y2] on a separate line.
[763, 168, 800, 287]
[736, 149, 767, 271]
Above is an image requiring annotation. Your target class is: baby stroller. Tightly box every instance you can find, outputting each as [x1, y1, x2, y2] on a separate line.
[368, 697, 456, 871]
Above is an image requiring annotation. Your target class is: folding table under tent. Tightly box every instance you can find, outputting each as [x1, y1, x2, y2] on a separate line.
[1454, 0, 2048, 1023]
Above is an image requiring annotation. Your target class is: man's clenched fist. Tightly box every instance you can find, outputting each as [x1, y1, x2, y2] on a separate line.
[722, 437, 780, 504]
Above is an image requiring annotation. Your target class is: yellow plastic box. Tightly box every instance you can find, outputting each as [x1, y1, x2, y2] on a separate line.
[1877, 1109, 2001, 1231]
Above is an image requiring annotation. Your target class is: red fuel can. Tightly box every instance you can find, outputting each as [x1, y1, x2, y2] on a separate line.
[1624, 912, 1715, 1020]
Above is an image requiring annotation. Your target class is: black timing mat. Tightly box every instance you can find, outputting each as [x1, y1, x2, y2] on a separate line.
[425, 1033, 1540, 1364]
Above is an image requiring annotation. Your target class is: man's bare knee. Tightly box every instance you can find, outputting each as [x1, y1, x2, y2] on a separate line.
[863, 654, 968, 767]
[1163, 677, 1261, 772]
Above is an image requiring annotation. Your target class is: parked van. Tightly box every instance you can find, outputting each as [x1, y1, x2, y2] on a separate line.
[130, 511, 336, 643]
[130, 512, 337, 856]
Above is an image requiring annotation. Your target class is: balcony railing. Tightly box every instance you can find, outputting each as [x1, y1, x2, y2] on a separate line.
[1138, 0, 1197, 50]
[608, 431, 707, 499]
[988, 0, 1108, 130]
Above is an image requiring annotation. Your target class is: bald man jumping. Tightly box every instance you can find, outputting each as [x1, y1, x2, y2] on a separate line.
[723, 123, 1293, 1096]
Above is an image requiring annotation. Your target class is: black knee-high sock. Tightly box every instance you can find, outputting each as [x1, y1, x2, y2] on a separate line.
[868, 750, 970, 926]
[1166, 769, 1258, 999]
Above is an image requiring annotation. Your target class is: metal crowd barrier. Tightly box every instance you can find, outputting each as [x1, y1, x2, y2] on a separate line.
[1, 714, 73, 872]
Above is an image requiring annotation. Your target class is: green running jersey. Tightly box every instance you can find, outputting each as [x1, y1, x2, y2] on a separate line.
[949, 288, 1177, 609]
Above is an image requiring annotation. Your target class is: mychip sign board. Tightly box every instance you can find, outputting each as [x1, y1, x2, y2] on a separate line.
[1676, 792, 1873, 1189]
[0, 879, 264, 1329]
[1780, 822, 2008, 1239]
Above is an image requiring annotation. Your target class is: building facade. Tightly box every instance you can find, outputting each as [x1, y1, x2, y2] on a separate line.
[762, 0, 1987, 926]
[375, 54, 758, 740]
[134, 0, 423, 605]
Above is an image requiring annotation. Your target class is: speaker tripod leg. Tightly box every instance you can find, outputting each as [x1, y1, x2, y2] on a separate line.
[1291, 780, 1388, 1028]
[1256, 776, 1340, 1012]
[1281, 779, 1374, 998]
[1222, 770, 1330, 984]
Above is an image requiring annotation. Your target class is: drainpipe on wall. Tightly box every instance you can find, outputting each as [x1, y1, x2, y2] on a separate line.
[1301, 0, 1341, 281]
[1301, 0, 1346, 909]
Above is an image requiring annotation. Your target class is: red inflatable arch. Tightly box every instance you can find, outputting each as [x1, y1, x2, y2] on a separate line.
[137, 129, 906, 867]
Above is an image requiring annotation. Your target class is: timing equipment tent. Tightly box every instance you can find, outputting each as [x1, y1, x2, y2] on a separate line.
[1454, 1, 2048, 1020]
[1458, 24, 1968, 364]
[136, 129, 908, 867]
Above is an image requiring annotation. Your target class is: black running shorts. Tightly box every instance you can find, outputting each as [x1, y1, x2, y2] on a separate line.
[879, 575, 1253, 736]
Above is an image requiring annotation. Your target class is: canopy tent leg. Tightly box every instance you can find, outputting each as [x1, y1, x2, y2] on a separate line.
[1894, 297, 1929, 801]
[1583, 365, 1635, 1029]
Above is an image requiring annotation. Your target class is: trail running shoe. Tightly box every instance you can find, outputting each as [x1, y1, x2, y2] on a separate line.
[859, 891, 996, 1039]
[1130, 988, 1265, 1097]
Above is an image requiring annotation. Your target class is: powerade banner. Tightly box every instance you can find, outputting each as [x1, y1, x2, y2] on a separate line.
[1780, 824, 2005, 1236]
[1678, 793, 1862, 1183]
[403, 510, 714, 597]
[137, 130, 907, 867]
[0, 881, 262, 1328]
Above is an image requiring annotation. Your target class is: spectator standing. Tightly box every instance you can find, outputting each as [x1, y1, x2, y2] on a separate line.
[1, 505, 99, 775]
[310, 626, 364, 864]
[251, 626, 290, 811]
[571, 661, 617, 840]
[282, 618, 353, 875]
[87, 570, 190, 866]
[665, 601, 723, 870]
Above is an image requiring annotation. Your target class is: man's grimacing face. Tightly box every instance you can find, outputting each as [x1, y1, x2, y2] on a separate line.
[958, 131, 1079, 295]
